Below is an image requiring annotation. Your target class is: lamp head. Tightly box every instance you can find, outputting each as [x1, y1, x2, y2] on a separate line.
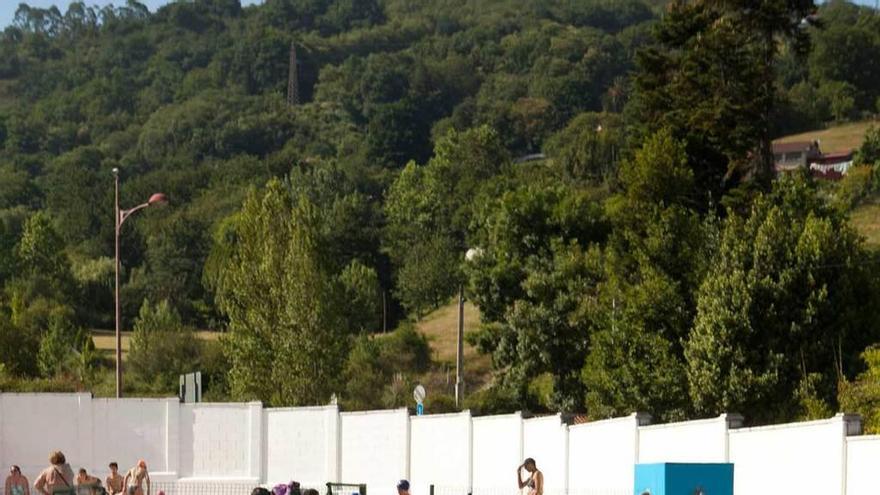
[148, 193, 168, 206]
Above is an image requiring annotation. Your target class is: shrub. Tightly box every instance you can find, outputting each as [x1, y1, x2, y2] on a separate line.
[128, 299, 201, 393]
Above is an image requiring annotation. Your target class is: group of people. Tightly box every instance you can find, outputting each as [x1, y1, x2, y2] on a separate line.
[249, 459, 542, 495]
[4, 451, 153, 495]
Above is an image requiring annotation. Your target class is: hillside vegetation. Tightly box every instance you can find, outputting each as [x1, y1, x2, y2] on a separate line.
[1, 0, 880, 427]
[775, 120, 877, 153]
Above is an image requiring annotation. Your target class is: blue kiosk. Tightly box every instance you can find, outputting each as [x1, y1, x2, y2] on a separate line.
[634, 463, 734, 495]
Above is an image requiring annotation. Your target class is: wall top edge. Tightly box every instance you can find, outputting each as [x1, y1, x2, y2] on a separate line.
[729, 414, 858, 434]
[567, 412, 649, 431]
[638, 414, 738, 431]
[523, 413, 563, 424]
[265, 405, 339, 413]
[180, 402, 262, 409]
[1, 392, 93, 397]
[845, 434, 880, 443]
[340, 407, 409, 417]
[411, 410, 472, 421]
[472, 411, 522, 422]
[91, 397, 178, 403]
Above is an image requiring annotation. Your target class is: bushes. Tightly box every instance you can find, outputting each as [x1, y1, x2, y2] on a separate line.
[343, 324, 432, 410]
[127, 299, 201, 392]
[839, 346, 880, 434]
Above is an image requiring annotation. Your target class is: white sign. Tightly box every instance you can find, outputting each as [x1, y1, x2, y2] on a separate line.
[413, 384, 426, 404]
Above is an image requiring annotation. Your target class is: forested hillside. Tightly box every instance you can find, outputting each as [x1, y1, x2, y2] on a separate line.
[1, 0, 880, 428]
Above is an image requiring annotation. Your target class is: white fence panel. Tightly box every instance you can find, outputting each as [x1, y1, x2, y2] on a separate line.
[91, 398, 175, 476]
[340, 409, 409, 495]
[0, 393, 92, 483]
[638, 414, 741, 463]
[472, 412, 522, 495]
[264, 405, 339, 487]
[179, 402, 261, 480]
[729, 413, 858, 495]
[568, 414, 646, 495]
[410, 411, 472, 495]
[523, 415, 567, 495]
[845, 435, 880, 495]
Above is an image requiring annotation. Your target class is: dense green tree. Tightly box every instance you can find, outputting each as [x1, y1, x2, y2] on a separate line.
[686, 174, 880, 422]
[581, 130, 709, 421]
[206, 179, 349, 406]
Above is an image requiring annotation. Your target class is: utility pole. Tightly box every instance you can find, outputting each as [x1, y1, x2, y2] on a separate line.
[455, 285, 464, 407]
[287, 41, 300, 106]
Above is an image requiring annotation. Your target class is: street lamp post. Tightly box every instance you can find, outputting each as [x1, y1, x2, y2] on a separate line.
[456, 247, 483, 408]
[113, 168, 167, 399]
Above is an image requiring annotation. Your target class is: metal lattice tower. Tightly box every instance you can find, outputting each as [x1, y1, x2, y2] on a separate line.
[287, 41, 300, 106]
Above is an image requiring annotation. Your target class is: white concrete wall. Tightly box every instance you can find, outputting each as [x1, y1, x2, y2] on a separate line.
[339, 409, 409, 495]
[472, 412, 522, 495]
[638, 414, 742, 463]
[178, 402, 262, 481]
[0, 393, 92, 483]
[845, 435, 880, 495]
[264, 405, 339, 487]
[523, 415, 567, 495]
[2, 393, 877, 495]
[410, 411, 472, 495]
[90, 398, 177, 476]
[729, 413, 859, 495]
[567, 413, 647, 495]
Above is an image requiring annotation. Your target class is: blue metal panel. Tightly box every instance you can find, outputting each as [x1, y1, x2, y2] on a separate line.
[634, 463, 668, 495]
[634, 463, 734, 495]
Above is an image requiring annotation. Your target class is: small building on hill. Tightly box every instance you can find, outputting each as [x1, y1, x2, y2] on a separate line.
[773, 141, 822, 172]
[772, 140, 854, 180]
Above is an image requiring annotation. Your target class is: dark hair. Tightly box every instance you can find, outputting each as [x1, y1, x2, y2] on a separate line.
[11, 466, 20, 474]
[109, 462, 118, 469]
[524, 458, 536, 467]
[251, 488, 271, 495]
[304, 489, 320, 495]
[79, 468, 87, 475]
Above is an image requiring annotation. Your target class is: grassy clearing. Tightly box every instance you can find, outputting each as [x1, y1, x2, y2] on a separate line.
[774, 120, 877, 153]
[415, 300, 494, 392]
[850, 193, 880, 250]
[90, 329, 221, 356]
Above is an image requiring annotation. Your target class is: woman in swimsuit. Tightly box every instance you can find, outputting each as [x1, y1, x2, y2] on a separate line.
[516, 458, 542, 495]
[5, 465, 29, 495]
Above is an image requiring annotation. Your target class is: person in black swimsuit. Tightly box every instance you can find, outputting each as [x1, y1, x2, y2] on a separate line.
[516, 458, 543, 495]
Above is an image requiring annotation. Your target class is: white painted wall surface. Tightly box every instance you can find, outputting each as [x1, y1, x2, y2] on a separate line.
[845, 435, 880, 495]
[472, 412, 522, 495]
[91, 398, 174, 476]
[638, 414, 739, 463]
[410, 411, 472, 495]
[340, 409, 409, 495]
[567, 414, 643, 495]
[523, 415, 567, 495]
[729, 414, 856, 495]
[179, 402, 261, 480]
[1, 393, 877, 495]
[0, 393, 92, 483]
[264, 405, 339, 487]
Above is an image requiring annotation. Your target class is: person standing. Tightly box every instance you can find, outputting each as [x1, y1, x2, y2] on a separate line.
[516, 458, 543, 495]
[75, 469, 102, 495]
[104, 464, 122, 495]
[5, 465, 30, 495]
[121, 461, 149, 495]
[33, 451, 75, 495]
